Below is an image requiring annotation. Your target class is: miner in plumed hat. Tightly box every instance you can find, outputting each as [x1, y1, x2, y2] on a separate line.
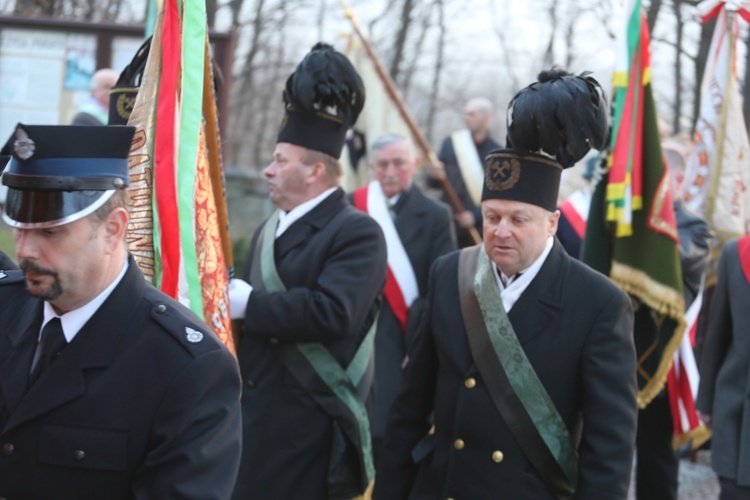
[0, 124, 242, 496]
[229, 43, 387, 500]
[375, 69, 638, 499]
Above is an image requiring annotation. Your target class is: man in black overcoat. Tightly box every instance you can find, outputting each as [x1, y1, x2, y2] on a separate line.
[229, 44, 388, 500]
[349, 134, 456, 460]
[375, 69, 638, 500]
[0, 124, 242, 498]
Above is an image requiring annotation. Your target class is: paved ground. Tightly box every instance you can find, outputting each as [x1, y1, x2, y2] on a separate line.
[628, 450, 720, 499]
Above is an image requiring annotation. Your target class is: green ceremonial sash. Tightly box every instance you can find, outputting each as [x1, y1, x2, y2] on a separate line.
[458, 246, 577, 498]
[255, 210, 376, 493]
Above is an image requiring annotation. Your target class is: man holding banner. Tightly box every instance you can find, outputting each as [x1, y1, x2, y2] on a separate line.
[349, 134, 456, 460]
[375, 70, 637, 499]
[229, 43, 387, 499]
[427, 98, 501, 248]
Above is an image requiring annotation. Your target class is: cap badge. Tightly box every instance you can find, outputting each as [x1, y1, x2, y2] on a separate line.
[185, 326, 204, 343]
[13, 128, 35, 160]
[486, 157, 521, 191]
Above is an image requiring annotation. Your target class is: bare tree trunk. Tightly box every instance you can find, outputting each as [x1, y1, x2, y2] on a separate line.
[206, 0, 218, 29]
[316, 0, 327, 43]
[425, 0, 445, 144]
[400, 5, 432, 96]
[542, 1, 559, 68]
[489, 0, 521, 91]
[647, 0, 663, 34]
[672, 0, 684, 135]
[225, 0, 268, 167]
[389, 0, 415, 82]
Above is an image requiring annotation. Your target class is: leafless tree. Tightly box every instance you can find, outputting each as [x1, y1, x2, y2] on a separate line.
[424, 0, 445, 144]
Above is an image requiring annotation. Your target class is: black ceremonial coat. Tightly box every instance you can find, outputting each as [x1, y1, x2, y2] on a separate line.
[233, 188, 388, 499]
[349, 185, 456, 441]
[0, 251, 16, 270]
[375, 240, 637, 500]
[0, 256, 242, 499]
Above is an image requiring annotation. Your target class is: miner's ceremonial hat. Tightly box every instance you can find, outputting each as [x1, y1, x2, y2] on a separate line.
[481, 68, 609, 211]
[1, 123, 135, 228]
[277, 42, 365, 159]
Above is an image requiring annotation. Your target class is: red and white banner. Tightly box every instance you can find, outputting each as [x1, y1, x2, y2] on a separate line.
[666, 285, 711, 450]
[684, 2, 750, 245]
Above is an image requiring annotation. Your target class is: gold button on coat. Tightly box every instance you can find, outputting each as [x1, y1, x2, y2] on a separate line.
[453, 438, 465, 450]
[464, 377, 476, 388]
[74, 450, 86, 461]
[492, 450, 504, 463]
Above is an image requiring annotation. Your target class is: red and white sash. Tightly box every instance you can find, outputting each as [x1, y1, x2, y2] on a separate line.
[558, 189, 591, 239]
[353, 182, 419, 331]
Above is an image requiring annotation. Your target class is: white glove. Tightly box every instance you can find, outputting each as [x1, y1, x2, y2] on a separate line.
[229, 278, 253, 319]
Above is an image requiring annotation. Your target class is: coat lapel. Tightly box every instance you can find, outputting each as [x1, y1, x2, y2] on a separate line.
[507, 241, 568, 345]
[0, 299, 43, 423]
[4, 257, 146, 432]
[275, 188, 346, 258]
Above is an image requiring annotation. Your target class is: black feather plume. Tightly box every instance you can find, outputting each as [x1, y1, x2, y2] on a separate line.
[283, 42, 365, 126]
[506, 68, 609, 168]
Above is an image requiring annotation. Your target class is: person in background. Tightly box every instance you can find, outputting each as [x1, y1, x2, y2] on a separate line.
[0, 123, 242, 498]
[633, 138, 711, 500]
[229, 43, 388, 500]
[349, 133, 456, 461]
[427, 98, 501, 248]
[71, 68, 118, 126]
[697, 234, 750, 500]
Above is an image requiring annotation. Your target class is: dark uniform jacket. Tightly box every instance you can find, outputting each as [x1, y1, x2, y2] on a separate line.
[0, 256, 242, 499]
[349, 185, 456, 441]
[233, 188, 387, 499]
[0, 251, 16, 270]
[427, 135, 501, 247]
[375, 240, 637, 499]
[697, 238, 750, 486]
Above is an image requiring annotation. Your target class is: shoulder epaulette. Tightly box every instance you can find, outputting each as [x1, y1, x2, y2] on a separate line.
[0, 270, 25, 285]
[143, 290, 222, 357]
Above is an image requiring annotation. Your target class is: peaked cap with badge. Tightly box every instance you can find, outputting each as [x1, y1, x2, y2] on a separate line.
[277, 42, 365, 159]
[482, 68, 609, 211]
[0, 123, 135, 229]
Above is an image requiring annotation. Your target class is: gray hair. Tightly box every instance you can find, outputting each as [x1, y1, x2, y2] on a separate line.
[466, 97, 493, 116]
[369, 133, 415, 159]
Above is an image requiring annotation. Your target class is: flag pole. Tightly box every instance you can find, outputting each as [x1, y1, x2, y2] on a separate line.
[339, 0, 481, 244]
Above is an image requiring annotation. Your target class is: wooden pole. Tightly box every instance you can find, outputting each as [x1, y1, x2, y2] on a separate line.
[339, 2, 481, 244]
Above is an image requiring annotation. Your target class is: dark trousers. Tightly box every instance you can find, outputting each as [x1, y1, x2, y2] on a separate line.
[720, 477, 750, 500]
[636, 394, 678, 500]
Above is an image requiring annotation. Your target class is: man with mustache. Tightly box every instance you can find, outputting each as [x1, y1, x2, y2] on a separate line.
[348, 134, 456, 461]
[0, 124, 242, 498]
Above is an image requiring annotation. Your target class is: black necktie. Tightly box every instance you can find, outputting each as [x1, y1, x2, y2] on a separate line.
[29, 317, 67, 387]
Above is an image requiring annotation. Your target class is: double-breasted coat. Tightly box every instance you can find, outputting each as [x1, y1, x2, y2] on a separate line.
[349, 185, 456, 441]
[0, 256, 242, 499]
[232, 188, 387, 499]
[697, 238, 750, 486]
[375, 240, 637, 499]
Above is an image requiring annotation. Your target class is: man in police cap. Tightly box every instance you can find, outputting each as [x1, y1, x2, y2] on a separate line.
[375, 69, 637, 499]
[229, 43, 387, 499]
[0, 124, 242, 498]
